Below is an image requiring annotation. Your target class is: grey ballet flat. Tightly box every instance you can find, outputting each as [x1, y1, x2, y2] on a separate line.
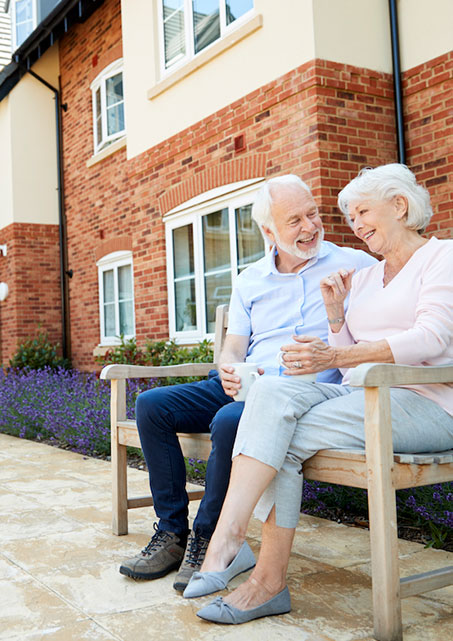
[183, 541, 256, 598]
[196, 586, 291, 623]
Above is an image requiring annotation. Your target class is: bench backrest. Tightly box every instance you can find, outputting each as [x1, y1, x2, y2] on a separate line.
[213, 304, 229, 364]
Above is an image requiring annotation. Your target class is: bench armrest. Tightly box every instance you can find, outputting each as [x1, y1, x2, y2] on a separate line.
[349, 362, 453, 388]
[100, 362, 217, 380]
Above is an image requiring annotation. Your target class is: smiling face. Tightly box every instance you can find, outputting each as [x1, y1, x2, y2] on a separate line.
[348, 196, 408, 257]
[263, 184, 324, 262]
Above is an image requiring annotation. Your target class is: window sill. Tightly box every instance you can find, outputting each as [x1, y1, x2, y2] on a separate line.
[86, 137, 127, 168]
[147, 13, 263, 101]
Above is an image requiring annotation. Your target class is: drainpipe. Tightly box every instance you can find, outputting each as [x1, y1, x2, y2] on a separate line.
[388, 0, 406, 164]
[26, 69, 71, 360]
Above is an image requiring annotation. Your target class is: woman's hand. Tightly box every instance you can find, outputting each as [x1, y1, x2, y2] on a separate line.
[279, 336, 336, 375]
[320, 268, 354, 332]
[320, 268, 354, 307]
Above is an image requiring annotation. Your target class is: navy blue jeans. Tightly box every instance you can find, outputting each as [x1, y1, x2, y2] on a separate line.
[135, 372, 243, 539]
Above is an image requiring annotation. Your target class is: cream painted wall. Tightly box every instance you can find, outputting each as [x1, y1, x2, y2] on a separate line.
[123, 0, 452, 162]
[122, 0, 316, 159]
[313, 0, 452, 74]
[0, 96, 13, 231]
[4, 45, 60, 228]
[313, 0, 392, 73]
[398, 0, 453, 70]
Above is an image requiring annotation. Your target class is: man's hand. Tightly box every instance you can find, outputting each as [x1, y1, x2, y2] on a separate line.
[279, 335, 336, 375]
[219, 363, 264, 397]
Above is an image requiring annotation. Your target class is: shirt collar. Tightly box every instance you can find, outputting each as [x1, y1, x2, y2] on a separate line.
[260, 242, 331, 276]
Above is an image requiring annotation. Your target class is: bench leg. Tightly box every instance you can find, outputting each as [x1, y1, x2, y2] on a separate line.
[368, 485, 402, 641]
[112, 440, 128, 535]
[365, 387, 402, 641]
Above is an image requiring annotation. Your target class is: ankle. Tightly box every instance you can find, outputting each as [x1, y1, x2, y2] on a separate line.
[249, 571, 286, 596]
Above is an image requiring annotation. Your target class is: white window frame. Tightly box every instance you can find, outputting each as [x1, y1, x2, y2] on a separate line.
[157, 0, 255, 76]
[90, 59, 125, 155]
[96, 250, 136, 345]
[165, 179, 265, 343]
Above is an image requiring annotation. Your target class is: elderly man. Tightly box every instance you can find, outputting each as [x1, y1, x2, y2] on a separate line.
[119, 174, 375, 590]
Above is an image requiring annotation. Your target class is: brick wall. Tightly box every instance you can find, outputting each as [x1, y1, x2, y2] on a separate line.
[0, 222, 61, 365]
[58, 0, 452, 370]
[404, 51, 453, 239]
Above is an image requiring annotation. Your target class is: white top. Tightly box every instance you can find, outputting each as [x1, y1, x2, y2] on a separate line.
[330, 237, 453, 415]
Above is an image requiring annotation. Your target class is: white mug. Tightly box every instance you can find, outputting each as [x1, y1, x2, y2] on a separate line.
[276, 351, 316, 383]
[230, 363, 260, 402]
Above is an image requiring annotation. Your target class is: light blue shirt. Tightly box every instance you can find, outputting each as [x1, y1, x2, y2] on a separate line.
[227, 241, 377, 383]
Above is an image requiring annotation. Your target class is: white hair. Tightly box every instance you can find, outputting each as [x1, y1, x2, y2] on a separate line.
[337, 163, 433, 232]
[252, 174, 313, 233]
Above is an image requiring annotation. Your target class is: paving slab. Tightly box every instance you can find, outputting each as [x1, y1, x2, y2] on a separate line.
[1, 432, 452, 640]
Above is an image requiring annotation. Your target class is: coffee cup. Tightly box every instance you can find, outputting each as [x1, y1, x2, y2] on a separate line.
[230, 363, 260, 402]
[276, 351, 316, 383]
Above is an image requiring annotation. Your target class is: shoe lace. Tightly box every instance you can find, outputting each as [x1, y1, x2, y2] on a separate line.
[185, 533, 209, 566]
[142, 523, 171, 555]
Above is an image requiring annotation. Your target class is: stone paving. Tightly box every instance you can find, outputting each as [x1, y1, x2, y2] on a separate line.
[1, 432, 452, 640]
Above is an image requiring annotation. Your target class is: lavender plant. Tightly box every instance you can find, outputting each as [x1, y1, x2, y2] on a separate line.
[301, 480, 453, 550]
[0, 367, 156, 456]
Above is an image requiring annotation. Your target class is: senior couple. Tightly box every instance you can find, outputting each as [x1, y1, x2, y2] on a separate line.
[121, 164, 453, 624]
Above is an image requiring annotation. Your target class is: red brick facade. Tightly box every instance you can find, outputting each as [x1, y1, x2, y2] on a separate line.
[4, 0, 450, 370]
[0, 222, 61, 365]
[404, 51, 453, 238]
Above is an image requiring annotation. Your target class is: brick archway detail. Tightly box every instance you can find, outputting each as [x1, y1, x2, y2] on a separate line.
[94, 236, 133, 262]
[158, 155, 268, 215]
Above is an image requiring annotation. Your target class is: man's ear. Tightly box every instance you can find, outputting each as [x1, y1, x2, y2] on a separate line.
[394, 195, 408, 219]
[261, 225, 276, 245]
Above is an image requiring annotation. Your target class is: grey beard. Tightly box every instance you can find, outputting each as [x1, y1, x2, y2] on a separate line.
[274, 227, 324, 260]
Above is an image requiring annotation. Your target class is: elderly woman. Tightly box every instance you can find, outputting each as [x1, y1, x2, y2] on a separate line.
[183, 164, 453, 624]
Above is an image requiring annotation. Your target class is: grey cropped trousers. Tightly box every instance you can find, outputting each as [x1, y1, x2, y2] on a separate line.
[232, 377, 453, 528]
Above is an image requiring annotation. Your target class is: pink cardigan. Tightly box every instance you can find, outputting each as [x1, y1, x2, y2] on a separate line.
[329, 237, 453, 416]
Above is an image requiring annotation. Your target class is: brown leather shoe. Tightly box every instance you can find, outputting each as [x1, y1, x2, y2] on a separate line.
[119, 523, 186, 580]
[173, 531, 210, 592]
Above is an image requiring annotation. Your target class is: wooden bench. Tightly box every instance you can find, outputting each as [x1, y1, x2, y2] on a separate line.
[101, 304, 453, 641]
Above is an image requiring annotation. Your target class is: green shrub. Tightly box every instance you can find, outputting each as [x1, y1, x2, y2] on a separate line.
[9, 329, 70, 370]
[95, 336, 214, 384]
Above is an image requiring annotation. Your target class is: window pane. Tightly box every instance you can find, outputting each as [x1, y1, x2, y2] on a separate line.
[38, 0, 61, 23]
[173, 225, 194, 278]
[202, 209, 230, 272]
[103, 270, 114, 303]
[205, 271, 231, 333]
[104, 302, 116, 337]
[95, 88, 102, 145]
[106, 73, 123, 106]
[163, 0, 186, 67]
[192, 0, 220, 53]
[235, 204, 264, 268]
[118, 264, 132, 300]
[119, 300, 134, 335]
[106, 103, 125, 136]
[175, 279, 197, 331]
[225, 0, 253, 25]
[15, 0, 34, 46]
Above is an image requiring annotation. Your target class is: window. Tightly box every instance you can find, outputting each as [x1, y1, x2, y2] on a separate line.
[97, 251, 135, 344]
[165, 181, 265, 340]
[11, 0, 61, 50]
[90, 60, 125, 155]
[160, 0, 254, 71]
